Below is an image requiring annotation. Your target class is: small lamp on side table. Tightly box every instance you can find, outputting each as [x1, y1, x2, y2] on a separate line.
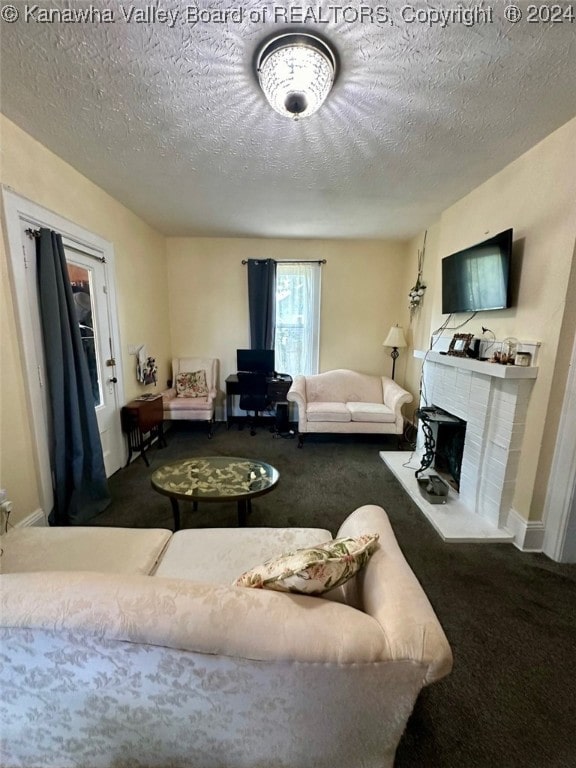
[383, 325, 407, 380]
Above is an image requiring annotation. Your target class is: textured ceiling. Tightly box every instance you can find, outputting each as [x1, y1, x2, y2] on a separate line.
[1, 1, 575, 239]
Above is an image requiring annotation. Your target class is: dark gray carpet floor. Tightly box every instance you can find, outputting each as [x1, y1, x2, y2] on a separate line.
[95, 422, 576, 768]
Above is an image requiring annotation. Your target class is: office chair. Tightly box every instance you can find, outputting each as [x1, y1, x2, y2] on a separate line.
[237, 372, 272, 436]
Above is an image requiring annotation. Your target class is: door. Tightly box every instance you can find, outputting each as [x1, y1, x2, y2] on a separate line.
[64, 245, 123, 476]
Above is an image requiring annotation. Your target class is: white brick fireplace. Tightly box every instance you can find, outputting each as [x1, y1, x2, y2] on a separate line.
[382, 351, 538, 542]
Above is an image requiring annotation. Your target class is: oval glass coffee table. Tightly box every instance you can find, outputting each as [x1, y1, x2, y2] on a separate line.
[151, 456, 280, 530]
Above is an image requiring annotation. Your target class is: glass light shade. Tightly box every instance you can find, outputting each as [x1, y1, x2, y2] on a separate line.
[383, 325, 407, 349]
[257, 34, 336, 119]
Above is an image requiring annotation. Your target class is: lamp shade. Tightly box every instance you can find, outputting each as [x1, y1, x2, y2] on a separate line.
[383, 325, 407, 349]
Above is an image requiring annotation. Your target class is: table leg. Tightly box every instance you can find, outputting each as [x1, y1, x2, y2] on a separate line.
[237, 499, 247, 526]
[237, 498, 252, 526]
[226, 391, 232, 429]
[170, 497, 181, 531]
[158, 422, 167, 448]
[139, 430, 150, 467]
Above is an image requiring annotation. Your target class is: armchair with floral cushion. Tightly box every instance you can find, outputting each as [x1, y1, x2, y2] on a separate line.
[161, 357, 219, 436]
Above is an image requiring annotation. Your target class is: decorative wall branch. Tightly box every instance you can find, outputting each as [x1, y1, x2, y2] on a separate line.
[409, 230, 427, 319]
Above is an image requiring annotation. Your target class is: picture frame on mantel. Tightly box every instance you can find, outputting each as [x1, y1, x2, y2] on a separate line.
[448, 333, 474, 357]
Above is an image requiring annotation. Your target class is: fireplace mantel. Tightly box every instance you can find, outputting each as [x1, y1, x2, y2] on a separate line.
[414, 350, 538, 379]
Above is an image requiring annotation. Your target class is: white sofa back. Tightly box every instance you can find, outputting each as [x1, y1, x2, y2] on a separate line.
[304, 368, 385, 403]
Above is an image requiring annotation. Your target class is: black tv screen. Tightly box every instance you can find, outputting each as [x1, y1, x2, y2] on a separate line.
[236, 348, 275, 374]
[442, 229, 513, 314]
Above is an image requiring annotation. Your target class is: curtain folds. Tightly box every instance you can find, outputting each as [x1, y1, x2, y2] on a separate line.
[36, 228, 110, 525]
[247, 259, 276, 349]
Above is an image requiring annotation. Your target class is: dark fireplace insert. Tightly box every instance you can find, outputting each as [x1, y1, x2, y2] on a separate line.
[415, 406, 467, 491]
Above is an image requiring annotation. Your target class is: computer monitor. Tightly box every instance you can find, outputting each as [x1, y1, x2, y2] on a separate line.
[236, 348, 275, 374]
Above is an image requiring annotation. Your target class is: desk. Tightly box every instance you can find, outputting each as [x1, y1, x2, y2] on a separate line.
[121, 396, 167, 467]
[225, 373, 292, 429]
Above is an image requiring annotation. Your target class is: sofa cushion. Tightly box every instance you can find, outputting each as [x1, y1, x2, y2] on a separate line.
[154, 527, 333, 583]
[306, 402, 351, 423]
[0, 527, 172, 575]
[164, 395, 212, 412]
[176, 369, 208, 398]
[347, 402, 396, 423]
[233, 534, 380, 595]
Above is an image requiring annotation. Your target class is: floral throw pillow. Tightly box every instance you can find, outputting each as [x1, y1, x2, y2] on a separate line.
[176, 370, 208, 398]
[233, 534, 379, 595]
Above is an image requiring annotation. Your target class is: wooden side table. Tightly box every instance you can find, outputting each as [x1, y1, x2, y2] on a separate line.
[121, 396, 167, 467]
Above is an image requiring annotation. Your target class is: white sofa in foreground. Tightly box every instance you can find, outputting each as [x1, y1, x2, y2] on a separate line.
[287, 368, 413, 447]
[0, 505, 452, 768]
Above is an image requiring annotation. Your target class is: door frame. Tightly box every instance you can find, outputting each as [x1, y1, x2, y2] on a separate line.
[543, 325, 576, 562]
[2, 186, 125, 520]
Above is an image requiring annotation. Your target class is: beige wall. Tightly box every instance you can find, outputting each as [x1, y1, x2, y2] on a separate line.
[404, 117, 576, 523]
[0, 234, 41, 519]
[166, 237, 409, 417]
[0, 115, 170, 525]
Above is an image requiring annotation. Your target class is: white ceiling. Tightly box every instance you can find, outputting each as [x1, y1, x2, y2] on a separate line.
[1, 1, 575, 240]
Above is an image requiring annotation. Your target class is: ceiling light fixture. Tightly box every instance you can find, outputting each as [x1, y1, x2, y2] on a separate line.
[256, 33, 337, 120]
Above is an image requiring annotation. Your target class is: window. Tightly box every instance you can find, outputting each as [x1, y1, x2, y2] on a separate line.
[274, 262, 321, 376]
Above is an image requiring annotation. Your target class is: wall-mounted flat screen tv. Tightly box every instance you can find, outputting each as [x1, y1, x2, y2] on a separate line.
[442, 229, 513, 314]
[236, 348, 275, 374]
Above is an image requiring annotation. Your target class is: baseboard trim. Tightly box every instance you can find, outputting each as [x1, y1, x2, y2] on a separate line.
[15, 508, 47, 528]
[506, 508, 545, 552]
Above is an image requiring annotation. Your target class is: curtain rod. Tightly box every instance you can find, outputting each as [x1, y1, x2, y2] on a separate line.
[241, 259, 326, 265]
[25, 227, 106, 263]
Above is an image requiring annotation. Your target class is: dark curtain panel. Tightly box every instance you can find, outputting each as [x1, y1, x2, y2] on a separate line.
[37, 228, 111, 525]
[247, 258, 276, 349]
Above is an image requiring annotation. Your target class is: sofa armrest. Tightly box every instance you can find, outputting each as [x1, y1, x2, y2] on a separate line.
[287, 375, 307, 431]
[163, 387, 216, 405]
[162, 387, 177, 402]
[381, 377, 413, 416]
[337, 505, 453, 685]
[287, 375, 306, 406]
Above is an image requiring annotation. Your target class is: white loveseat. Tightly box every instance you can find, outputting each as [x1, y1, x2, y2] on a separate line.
[0, 505, 452, 768]
[287, 368, 413, 447]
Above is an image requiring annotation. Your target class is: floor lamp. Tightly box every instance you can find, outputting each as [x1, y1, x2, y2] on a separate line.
[383, 325, 407, 380]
